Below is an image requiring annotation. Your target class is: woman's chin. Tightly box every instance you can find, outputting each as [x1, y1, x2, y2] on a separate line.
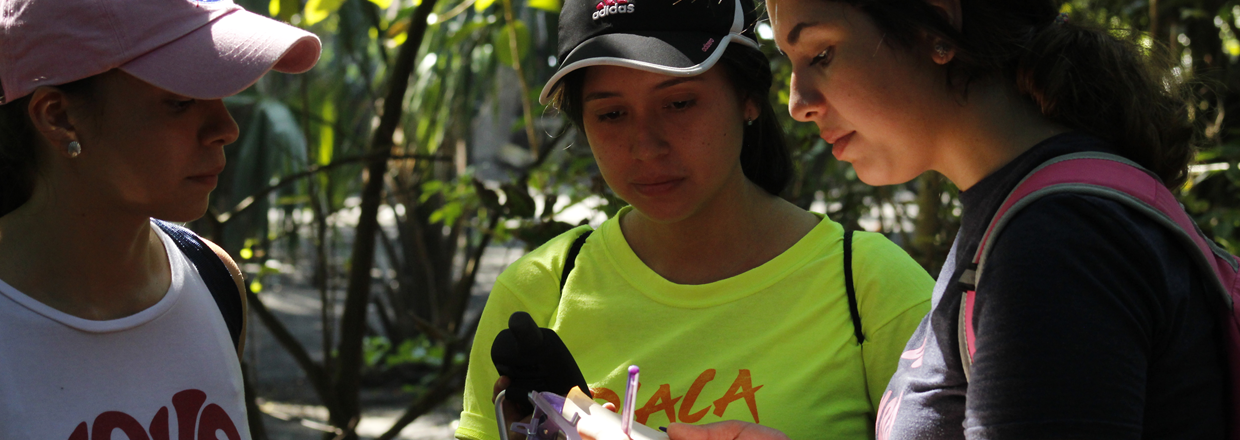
[627, 203, 695, 226]
[852, 164, 919, 187]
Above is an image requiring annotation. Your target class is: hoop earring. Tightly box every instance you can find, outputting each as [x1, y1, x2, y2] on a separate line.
[67, 141, 81, 158]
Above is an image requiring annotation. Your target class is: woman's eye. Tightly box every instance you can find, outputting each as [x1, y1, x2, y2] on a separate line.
[596, 110, 624, 121]
[667, 100, 694, 110]
[169, 99, 196, 111]
[810, 47, 834, 67]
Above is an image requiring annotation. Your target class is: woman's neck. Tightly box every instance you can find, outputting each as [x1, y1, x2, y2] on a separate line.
[0, 190, 170, 320]
[931, 81, 1070, 191]
[620, 176, 819, 285]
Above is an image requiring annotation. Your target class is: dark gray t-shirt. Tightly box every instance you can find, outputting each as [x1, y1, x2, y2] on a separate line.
[879, 133, 1226, 440]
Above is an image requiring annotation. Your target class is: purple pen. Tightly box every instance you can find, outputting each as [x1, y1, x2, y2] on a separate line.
[621, 365, 639, 437]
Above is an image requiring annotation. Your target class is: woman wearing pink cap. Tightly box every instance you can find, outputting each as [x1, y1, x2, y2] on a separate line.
[0, 0, 319, 437]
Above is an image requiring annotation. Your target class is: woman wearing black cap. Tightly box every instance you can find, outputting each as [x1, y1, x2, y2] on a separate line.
[456, 0, 933, 439]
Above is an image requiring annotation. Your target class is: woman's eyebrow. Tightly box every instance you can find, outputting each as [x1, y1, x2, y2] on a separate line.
[785, 21, 823, 45]
[583, 91, 620, 102]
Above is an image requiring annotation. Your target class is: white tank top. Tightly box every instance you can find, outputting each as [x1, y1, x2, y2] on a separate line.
[0, 222, 249, 440]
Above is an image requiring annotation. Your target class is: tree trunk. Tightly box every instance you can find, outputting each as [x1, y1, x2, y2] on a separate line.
[330, 0, 441, 435]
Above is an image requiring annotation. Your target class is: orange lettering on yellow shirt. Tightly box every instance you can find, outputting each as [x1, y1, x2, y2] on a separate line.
[635, 384, 682, 425]
[591, 387, 621, 413]
[678, 369, 716, 423]
[711, 369, 763, 423]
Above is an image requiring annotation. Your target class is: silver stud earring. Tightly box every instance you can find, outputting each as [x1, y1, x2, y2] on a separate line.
[67, 140, 81, 158]
[746, 118, 755, 126]
[934, 42, 950, 60]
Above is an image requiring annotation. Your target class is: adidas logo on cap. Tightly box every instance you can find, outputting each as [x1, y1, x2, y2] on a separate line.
[592, 0, 635, 21]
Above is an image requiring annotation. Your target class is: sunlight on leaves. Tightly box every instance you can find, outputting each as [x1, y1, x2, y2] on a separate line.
[304, 0, 346, 26]
[528, 0, 560, 12]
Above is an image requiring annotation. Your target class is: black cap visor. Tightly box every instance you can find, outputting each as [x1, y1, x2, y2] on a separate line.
[538, 31, 758, 105]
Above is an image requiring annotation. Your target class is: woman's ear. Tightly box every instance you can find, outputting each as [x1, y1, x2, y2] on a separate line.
[744, 97, 760, 123]
[924, 0, 962, 65]
[26, 87, 78, 152]
[924, 0, 962, 31]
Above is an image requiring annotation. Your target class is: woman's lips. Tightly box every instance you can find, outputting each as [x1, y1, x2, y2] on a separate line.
[188, 174, 218, 187]
[632, 178, 685, 196]
[830, 132, 855, 160]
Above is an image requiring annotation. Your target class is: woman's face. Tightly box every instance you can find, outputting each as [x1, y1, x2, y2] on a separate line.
[767, 0, 952, 186]
[63, 70, 238, 222]
[580, 65, 756, 224]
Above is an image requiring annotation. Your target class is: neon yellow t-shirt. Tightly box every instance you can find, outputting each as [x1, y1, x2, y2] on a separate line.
[456, 208, 932, 440]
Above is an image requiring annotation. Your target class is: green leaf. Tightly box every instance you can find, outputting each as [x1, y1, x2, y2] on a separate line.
[369, 0, 392, 9]
[528, 0, 560, 12]
[269, 0, 301, 22]
[363, 336, 392, 367]
[448, 20, 489, 47]
[501, 182, 536, 218]
[475, 0, 497, 12]
[304, 0, 346, 25]
[494, 20, 530, 67]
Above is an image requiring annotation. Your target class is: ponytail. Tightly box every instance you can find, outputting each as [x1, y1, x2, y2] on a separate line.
[839, 0, 1196, 189]
[1015, 19, 1194, 188]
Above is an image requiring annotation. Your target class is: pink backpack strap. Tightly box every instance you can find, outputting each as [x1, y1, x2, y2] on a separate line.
[956, 151, 1238, 382]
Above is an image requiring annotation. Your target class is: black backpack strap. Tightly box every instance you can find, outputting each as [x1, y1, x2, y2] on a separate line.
[844, 230, 865, 345]
[153, 220, 243, 350]
[559, 230, 594, 293]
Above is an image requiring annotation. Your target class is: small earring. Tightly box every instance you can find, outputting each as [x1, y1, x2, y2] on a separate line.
[934, 42, 950, 60]
[67, 140, 81, 158]
[746, 118, 755, 126]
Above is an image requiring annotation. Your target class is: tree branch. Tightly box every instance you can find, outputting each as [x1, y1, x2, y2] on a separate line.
[211, 152, 449, 224]
[246, 291, 335, 409]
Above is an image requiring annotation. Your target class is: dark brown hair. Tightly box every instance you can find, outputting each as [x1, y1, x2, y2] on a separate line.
[838, 0, 1196, 188]
[0, 76, 99, 217]
[550, 45, 794, 196]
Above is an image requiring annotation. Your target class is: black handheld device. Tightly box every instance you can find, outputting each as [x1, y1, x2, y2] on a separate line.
[491, 311, 592, 417]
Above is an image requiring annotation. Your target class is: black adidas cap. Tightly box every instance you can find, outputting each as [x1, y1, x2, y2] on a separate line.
[539, 0, 760, 105]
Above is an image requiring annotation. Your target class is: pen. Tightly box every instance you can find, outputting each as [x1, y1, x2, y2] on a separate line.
[622, 365, 639, 437]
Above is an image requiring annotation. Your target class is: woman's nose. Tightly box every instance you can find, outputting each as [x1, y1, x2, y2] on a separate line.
[203, 99, 240, 147]
[788, 71, 826, 122]
[630, 115, 670, 161]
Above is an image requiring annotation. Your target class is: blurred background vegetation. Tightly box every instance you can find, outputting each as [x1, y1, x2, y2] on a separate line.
[190, 0, 1239, 437]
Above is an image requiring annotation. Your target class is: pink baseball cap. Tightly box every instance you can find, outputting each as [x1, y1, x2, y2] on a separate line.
[0, 0, 322, 105]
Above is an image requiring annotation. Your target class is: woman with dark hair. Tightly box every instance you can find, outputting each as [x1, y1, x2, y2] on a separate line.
[668, 0, 1226, 439]
[455, 0, 933, 438]
[0, 0, 318, 436]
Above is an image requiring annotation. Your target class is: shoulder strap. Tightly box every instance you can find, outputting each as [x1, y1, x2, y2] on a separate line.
[153, 220, 244, 350]
[559, 229, 594, 293]
[844, 230, 865, 345]
[956, 151, 1236, 381]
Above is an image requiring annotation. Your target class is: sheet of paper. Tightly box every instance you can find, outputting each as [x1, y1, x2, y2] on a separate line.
[561, 387, 670, 440]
